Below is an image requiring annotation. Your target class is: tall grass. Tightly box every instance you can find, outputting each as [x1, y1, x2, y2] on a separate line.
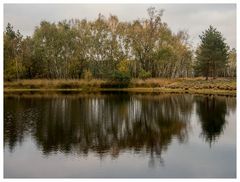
[4, 77, 236, 91]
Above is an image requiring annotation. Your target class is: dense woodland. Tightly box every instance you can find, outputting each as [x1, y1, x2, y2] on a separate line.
[4, 7, 236, 81]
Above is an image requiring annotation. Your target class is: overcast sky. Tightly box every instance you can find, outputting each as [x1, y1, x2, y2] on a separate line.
[4, 4, 236, 49]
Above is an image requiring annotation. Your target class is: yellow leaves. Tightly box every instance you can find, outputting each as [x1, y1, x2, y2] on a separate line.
[117, 59, 130, 73]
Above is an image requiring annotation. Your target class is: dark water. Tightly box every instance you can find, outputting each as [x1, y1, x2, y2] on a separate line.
[4, 92, 236, 178]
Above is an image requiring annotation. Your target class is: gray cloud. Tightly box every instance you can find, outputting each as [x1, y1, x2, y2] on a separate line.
[4, 4, 236, 49]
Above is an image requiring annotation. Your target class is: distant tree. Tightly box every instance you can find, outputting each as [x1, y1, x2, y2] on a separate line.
[195, 26, 229, 80]
[21, 36, 34, 78]
[226, 48, 236, 77]
[4, 23, 25, 80]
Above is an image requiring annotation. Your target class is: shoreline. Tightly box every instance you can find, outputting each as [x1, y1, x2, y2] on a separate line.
[4, 78, 236, 96]
[4, 87, 236, 96]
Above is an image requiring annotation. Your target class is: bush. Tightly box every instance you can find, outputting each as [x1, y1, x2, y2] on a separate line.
[83, 69, 93, 80]
[110, 59, 131, 83]
[112, 71, 131, 83]
[139, 68, 151, 80]
[4, 59, 26, 81]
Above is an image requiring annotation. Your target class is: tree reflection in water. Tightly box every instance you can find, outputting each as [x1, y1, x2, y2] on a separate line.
[4, 93, 233, 163]
[195, 96, 232, 146]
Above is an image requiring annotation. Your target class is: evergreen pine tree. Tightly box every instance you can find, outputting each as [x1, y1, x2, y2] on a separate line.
[195, 26, 229, 80]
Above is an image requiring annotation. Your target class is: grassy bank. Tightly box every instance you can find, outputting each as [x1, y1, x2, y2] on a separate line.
[4, 77, 236, 95]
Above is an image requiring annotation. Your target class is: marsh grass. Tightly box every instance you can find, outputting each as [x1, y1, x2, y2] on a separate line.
[4, 77, 236, 95]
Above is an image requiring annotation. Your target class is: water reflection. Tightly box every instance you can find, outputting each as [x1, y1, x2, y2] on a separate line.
[195, 96, 232, 145]
[4, 93, 234, 160]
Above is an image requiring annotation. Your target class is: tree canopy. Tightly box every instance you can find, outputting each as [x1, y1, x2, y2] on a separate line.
[195, 26, 229, 80]
[4, 8, 235, 81]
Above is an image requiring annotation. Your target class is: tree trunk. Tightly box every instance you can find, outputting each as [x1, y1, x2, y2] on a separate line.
[213, 62, 216, 79]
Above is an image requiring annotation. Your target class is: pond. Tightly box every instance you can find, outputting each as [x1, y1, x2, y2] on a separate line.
[4, 92, 236, 178]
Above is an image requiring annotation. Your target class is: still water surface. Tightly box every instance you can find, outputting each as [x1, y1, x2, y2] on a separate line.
[4, 93, 236, 178]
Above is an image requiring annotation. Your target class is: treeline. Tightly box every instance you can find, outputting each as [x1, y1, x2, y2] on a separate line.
[4, 7, 236, 81]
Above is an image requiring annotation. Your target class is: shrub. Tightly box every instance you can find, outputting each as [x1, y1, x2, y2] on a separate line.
[4, 58, 26, 81]
[139, 68, 151, 80]
[83, 69, 93, 80]
[112, 71, 131, 83]
[111, 59, 131, 83]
